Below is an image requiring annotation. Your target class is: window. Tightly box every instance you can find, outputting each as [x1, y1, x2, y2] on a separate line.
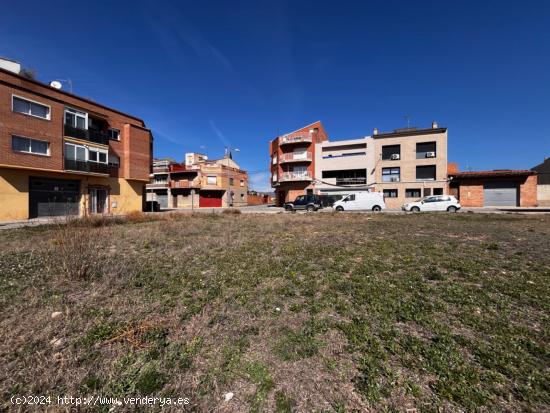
[382, 167, 400, 182]
[12, 96, 50, 120]
[405, 188, 421, 198]
[108, 128, 120, 140]
[383, 189, 398, 198]
[423, 188, 432, 197]
[433, 188, 443, 195]
[322, 169, 366, 185]
[382, 145, 401, 160]
[424, 196, 438, 203]
[64, 108, 87, 130]
[347, 194, 356, 201]
[416, 142, 436, 159]
[229, 178, 234, 186]
[64, 142, 87, 161]
[416, 165, 436, 181]
[207, 176, 217, 185]
[88, 148, 108, 163]
[240, 194, 244, 199]
[108, 154, 120, 167]
[240, 179, 244, 187]
[12, 135, 49, 155]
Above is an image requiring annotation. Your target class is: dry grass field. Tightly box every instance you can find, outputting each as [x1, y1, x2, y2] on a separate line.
[0, 212, 549, 412]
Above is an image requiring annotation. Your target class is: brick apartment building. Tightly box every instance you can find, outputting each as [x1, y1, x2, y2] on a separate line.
[146, 152, 248, 208]
[370, 123, 448, 208]
[270, 121, 328, 205]
[270, 121, 448, 208]
[0, 59, 152, 221]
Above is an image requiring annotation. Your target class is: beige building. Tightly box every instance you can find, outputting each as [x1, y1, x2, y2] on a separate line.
[314, 137, 371, 195]
[370, 123, 448, 208]
[147, 153, 248, 208]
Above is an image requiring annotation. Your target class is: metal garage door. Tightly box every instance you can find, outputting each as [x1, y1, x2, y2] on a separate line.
[29, 177, 81, 218]
[199, 191, 223, 207]
[156, 191, 168, 209]
[483, 181, 518, 206]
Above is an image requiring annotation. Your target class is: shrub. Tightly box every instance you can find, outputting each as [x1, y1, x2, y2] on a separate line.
[222, 208, 242, 215]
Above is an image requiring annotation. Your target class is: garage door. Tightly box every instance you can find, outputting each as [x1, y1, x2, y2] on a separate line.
[483, 181, 518, 206]
[199, 191, 223, 207]
[156, 191, 168, 209]
[29, 177, 81, 218]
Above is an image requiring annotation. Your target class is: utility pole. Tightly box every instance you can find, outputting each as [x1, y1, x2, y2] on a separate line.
[225, 146, 240, 207]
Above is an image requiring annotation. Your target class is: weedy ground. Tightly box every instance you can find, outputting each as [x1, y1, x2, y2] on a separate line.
[0, 212, 549, 412]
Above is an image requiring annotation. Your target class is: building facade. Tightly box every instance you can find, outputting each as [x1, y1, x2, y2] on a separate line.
[449, 170, 538, 207]
[531, 158, 550, 206]
[270, 121, 328, 206]
[146, 153, 248, 208]
[370, 124, 448, 208]
[270, 121, 448, 208]
[315, 137, 371, 197]
[0, 64, 152, 222]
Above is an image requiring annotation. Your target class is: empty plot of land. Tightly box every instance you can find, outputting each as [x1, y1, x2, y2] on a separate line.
[0, 213, 549, 412]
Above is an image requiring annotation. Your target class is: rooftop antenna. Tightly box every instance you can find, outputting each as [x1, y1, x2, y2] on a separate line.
[404, 115, 411, 129]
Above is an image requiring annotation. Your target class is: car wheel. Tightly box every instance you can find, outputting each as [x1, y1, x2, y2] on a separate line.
[447, 206, 457, 213]
[372, 205, 381, 212]
[411, 206, 420, 212]
[335, 206, 344, 212]
[285, 205, 293, 212]
[306, 205, 315, 212]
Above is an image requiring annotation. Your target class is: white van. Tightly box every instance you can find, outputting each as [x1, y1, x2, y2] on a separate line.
[332, 192, 385, 212]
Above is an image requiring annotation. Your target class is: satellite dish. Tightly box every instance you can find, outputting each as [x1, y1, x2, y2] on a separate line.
[49, 80, 62, 89]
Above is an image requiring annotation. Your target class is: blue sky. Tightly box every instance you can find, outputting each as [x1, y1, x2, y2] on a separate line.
[2, 0, 549, 191]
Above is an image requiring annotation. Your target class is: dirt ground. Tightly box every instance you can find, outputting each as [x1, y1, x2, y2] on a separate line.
[1, 212, 549, 412]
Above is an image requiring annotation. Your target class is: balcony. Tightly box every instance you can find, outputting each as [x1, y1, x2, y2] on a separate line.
[152, 166, 170, 173]
[279, 152, 312, 163]
[64, 124, 109, 146]
[279, 171, 313, 182]
[336, 177, 367, 185]
[146, 182, 169, 189]
[64, 159, 109, 174]
[279, 133, 312, 146]
[170, 179, 201, 189]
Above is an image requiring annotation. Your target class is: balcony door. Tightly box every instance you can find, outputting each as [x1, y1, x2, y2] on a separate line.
[89, 188, 108, 214]
[292, 165, 307, 177]
[293, 148, 307, 160]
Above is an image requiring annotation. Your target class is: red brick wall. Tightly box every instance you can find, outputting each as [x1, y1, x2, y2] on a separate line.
[456, 176, 538, 207]
[520, 175, 538, 207]
[0, 69, 151, 180]
[247, 194, 269, 205]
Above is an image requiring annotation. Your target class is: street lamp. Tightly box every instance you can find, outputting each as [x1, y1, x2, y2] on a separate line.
[225, 147, 240, 207]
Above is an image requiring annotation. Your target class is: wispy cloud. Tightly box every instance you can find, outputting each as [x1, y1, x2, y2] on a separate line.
[140, 1, 234, 72]
[208, 120, 231, 148]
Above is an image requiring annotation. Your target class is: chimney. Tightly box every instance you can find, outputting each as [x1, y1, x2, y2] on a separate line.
[0, 57, 21, 75]
[432, 121, 438, 129]
[373, 128, 378, 135]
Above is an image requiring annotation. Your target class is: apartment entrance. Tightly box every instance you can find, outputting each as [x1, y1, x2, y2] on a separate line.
[89, 187, 108, 214]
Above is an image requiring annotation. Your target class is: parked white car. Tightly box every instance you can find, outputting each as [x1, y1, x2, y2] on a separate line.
[333, 192, 386, 212]
[402, 195, 461, 212]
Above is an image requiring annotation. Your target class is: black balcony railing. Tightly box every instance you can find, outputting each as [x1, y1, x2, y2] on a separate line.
[65, 159, 109, 174]
[64, 124, 109, 145]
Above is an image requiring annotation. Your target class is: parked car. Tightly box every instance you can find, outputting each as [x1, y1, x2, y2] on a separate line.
[284, 194, 323, 212]
[319, 194, 343, 208]
[332, 192, 385, 212]
[402, 195, 461, 212]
